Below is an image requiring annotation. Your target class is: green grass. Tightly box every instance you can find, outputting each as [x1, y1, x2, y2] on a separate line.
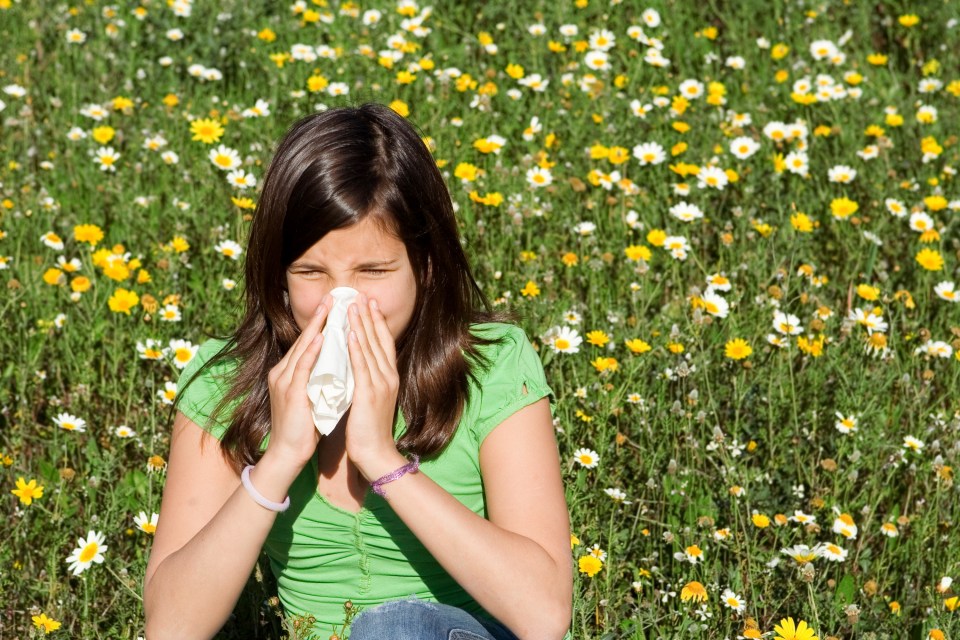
[1, 0, 959, 638]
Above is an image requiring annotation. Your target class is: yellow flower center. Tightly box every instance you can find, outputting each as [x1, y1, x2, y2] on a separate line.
[555, 338, 571, 350]
[78, 542, 98, 563]
[175, 348, 192, 362]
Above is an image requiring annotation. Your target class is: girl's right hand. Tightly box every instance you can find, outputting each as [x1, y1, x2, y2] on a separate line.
[265, 297, 331, 467]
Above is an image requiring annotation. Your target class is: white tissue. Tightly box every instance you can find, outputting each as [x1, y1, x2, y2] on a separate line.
[306, 286, 359, 435]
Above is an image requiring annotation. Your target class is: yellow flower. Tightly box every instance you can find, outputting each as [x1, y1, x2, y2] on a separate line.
[924, 195, 947, 211]
[797, 334, 826, 357]
[625, 339, 651, 354]
[561, 252, 578, 267]
[791, 212, 814, 233]
[578, 555, 603, 577]
[505, 63, 524, 79]
[916, 248, 944, 271]
[591, 357, 618, 373]
[74, 223, 104, 246]
[773, 617, 818, 640]
[231, 196, 256, 210]
[867, 53, 888, 65]
[71, 276, 92, 293]
[889, 601, 901, 615]
[190, 118, 224, 144]
[830, 197, 859, 220]
[667, 342, 684, 354]
[396, 70, 417, 85]
[898, 14, 920, 27]
[624, 245, 652, 262]
[108, 288, 140, 315]
[929, 631, 945, 640]
[586, 330, 610, 347]
[520, 280, 540, 297]
[647, 229, 667, 247]
[92, 126, 116, 145]
[32, 613, 61, 633]
[752, 513, 771, 528]
[43, 268, 65, 286]
[771, 43, 789, 60]
[454, 162, 480, 182]
[389, 100, 409, 117]
[11, 477, 44, 505]
[570, 533, 580, 549]
[724, 338, 752, 360]
[680, 581, 707, 602]
[170, 236, 190, 253]
[856, 284, 880, 301]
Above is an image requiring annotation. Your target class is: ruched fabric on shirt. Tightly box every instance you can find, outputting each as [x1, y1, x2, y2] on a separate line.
[176, 323, 552, 638]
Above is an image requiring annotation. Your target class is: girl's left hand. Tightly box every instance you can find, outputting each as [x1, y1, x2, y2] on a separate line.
[344, 294, 404, 479]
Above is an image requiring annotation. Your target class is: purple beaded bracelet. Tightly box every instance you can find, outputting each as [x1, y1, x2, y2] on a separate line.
[370, 454, 420, 497]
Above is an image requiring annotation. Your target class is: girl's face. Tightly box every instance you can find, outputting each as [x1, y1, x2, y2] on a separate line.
[285, 216, 418, 340]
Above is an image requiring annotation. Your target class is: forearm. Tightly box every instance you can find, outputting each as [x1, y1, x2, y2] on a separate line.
[367, 454, 572, 640]
[143, 454, 300, 639]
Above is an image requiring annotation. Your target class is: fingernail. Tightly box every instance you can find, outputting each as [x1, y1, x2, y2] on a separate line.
[315, 303, 326, 316]
[370, 298, 379, 310]
[349, 330, 357, 342]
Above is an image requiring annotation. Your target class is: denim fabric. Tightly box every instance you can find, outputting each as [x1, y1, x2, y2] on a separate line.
[348, 598, 518, 640]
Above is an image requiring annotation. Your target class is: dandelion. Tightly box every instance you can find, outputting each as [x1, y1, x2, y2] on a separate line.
[54, 413, 87, 433]
[578, 555, 603, 577]
[190, 117, 225, 143]
[724, 339, 752, 360]
[915, 248, 944, 271]
[108, 288, 140, 315]
[134, 511, 159, 534]
[573, 448, 600, 468]
[11, 477, 44, 505]
[773, 617, 818, 640]
[32, 614, 61, 633]
[586, 330, 610, 347]
[680, 581, 708, 603]
[66, 530, 108, 575]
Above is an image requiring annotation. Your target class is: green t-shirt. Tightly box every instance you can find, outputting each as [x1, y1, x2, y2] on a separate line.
[177, 322, 552, 637]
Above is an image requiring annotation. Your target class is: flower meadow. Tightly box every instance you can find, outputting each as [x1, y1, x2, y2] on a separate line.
[1, 0, 959, 638]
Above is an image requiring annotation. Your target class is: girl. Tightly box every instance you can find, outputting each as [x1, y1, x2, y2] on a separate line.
[143, 103, 572, 640]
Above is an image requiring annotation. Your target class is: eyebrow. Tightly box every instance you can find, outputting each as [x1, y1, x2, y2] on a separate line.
[288, 259, 399, 270]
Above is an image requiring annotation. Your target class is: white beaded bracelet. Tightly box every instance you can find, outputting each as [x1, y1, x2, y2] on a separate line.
[241, 465, 291, 512]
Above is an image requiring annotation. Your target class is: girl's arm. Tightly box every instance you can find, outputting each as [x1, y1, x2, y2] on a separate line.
[142, 414, 305, 639]
[144, 299, 331, 639]
[355, 399, 572, 640]
[346, 298, 571, 639]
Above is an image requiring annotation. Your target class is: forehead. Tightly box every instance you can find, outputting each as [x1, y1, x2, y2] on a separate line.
[294, 217, 406, 264]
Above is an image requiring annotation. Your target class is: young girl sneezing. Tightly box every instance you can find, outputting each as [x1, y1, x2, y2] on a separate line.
[143, 103, 572, 640]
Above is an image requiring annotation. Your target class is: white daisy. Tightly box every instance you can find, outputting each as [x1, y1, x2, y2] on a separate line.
[573, 448, 600, 469]
[54, 412, 87, 433]
[214, 239, 244, 260]
[208, 145, 241, 171]
[167, 339, 198, 370]
[632, 142, 665, 165]
[66, 530, 107, 575]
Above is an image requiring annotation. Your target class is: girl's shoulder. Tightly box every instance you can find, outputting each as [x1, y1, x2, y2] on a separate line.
[467, 322, 547, 384]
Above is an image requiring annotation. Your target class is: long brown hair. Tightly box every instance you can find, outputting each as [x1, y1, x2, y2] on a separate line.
[178, 104, 502, 472]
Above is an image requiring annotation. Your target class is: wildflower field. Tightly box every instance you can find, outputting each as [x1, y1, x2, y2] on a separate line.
[2, 0, 960, 638]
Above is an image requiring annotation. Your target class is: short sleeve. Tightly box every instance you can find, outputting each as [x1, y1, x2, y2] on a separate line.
[176, 338, 235, 441]
[468, 324, 553, 444]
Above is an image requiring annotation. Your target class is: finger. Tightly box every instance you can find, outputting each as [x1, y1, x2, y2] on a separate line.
[349, 302, 383, 380]
[367, 298, 397, 369]
[290, 331, 325, 388]
[353, 296, 390, 375]
[347, 328, 372, 390]
[283, 298, 331, 380]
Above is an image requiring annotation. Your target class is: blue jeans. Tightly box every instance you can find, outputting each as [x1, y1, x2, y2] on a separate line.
[348, 598, 518, 640]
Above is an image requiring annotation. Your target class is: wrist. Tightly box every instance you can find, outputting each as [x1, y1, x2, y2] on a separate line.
[351, 447, 408, 483]
[249, 449, 308, 503]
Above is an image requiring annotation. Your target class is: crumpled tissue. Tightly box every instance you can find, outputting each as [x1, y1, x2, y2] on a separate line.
[306, 286, 359, 435]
